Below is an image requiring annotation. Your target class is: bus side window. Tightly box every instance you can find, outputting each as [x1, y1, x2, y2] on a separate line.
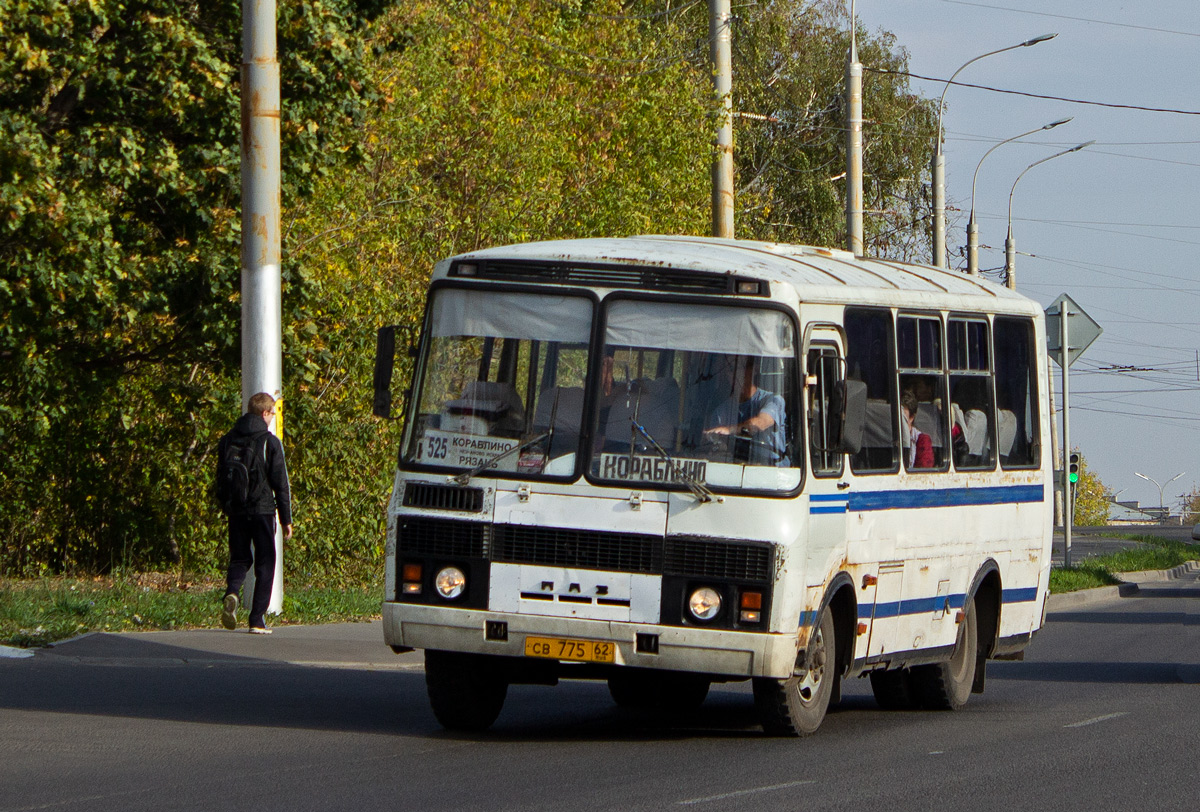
[808, 346, 845, 476]
[994, 317, 1040, 468]
[845, 308, 898, 473]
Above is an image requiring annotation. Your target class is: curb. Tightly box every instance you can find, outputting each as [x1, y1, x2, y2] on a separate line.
[1047, 559, 1198, 612]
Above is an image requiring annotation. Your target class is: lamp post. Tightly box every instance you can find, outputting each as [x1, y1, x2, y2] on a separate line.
[1135, 471, 1185, 523]
[1005, 141, 1094, 289]
[931, 34, 1057, 269]
[967, 117, 1071, 276]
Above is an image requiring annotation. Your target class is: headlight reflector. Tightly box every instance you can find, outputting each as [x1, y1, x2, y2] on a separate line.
[434, 566, 466, 600]
[687, 586, 722, 621]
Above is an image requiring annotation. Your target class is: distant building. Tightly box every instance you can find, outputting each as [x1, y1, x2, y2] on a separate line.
[1107, 500, 1163, 525]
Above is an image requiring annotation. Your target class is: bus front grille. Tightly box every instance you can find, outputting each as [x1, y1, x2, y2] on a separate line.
[492, 525, 663, 574]
[403, 482, 484, 513]
[397, 517, 488, 559]
[663, 538, 773, 582]
[396, 517, 774, 582]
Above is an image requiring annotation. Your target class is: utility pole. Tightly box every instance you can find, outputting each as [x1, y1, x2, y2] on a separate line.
[241, 0, 284, 613]
[845, 0, 864, 255]
[710, 0, 734, 238]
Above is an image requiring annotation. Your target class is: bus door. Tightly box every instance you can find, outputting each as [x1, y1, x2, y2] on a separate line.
[803, 330, 851, 591]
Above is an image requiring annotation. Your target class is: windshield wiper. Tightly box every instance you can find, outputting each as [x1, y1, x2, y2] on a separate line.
[629, 418, 721, 504]
[448, 432, 549, 486]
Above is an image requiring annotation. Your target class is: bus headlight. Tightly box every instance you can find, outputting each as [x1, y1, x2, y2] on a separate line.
[687, 587, 722, 621]
[434, 566, 466, 600]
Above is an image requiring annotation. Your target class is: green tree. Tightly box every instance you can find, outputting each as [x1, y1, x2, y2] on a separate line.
[0, 0, 389, 573]
[1071, 451, 1111, 527]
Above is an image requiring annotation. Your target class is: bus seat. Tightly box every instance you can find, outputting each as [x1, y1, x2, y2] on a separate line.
[997, 409, 1017, 456]
[604, 377, 680, 448]
[914, 402, 945, 448]
[445, 380, 526, 435]
[533, 386, 585, 436]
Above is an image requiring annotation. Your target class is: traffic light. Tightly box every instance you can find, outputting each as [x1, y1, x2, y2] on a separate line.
[1068, 453, 1080, 484]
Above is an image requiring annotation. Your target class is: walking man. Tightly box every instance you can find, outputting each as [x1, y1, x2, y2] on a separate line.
[216, 392, 293, 634]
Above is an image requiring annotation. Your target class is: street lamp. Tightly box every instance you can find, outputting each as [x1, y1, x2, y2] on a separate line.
[1005, 141, 1094, 289]
[1135, 471, 1185, 522]
[967, 117, 1071, 276]
[931, 33, 1057, 269]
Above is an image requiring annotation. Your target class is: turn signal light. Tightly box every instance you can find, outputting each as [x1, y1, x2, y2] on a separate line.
[402, 562, 423, 596]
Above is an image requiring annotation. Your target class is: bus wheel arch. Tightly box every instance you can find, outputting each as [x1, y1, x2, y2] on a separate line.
[968, 562, 1003, 694]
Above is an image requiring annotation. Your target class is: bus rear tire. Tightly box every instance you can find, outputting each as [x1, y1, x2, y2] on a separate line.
[753, 610, 835, 736]
[869, 668, 919, 710]
[424, 650, 508, 731]
[607, 671, 710, 711]
[911, 598, 978, 710]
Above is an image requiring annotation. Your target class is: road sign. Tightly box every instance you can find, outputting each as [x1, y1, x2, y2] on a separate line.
[1045, 293, 1102, 368]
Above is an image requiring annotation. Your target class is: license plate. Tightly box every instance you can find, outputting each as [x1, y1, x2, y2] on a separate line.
[524, 636, 616, 663]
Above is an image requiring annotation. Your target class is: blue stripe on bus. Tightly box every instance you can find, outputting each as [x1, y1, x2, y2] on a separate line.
[810, 505, 848, 514]
[799, 588, 1040, 626]
[1001, 587, 1038, 603]
[846, 484, 1043, 511]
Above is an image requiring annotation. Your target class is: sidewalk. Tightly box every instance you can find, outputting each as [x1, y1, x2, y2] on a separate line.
[33, 619, 423, 671]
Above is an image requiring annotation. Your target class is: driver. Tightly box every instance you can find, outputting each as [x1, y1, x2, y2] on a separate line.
[703, 355, 787, 465]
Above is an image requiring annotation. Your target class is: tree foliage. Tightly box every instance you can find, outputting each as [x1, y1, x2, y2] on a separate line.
[2, 0, 946, 576]
[1071, 451, 1111, 527]
[0, 0, 388, 572]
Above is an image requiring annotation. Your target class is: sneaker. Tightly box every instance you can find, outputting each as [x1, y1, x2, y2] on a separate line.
[248, 626, 272, 635]
[221, 594, 239, 630]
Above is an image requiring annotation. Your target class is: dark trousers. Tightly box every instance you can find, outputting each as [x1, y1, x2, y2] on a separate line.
[225, 514, 277, 629]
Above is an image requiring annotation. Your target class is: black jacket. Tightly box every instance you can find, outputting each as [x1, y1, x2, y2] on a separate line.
[221, 413, 293, 525]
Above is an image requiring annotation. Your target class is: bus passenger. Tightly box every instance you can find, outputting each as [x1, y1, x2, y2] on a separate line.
[704, 355, 786, 465]
[901, 390, 934, 470]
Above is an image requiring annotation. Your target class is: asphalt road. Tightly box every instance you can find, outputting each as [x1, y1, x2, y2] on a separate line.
[1, 567, 1197, 812]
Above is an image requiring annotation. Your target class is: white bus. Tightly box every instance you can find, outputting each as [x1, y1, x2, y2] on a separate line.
[373, 236, 1052, 735]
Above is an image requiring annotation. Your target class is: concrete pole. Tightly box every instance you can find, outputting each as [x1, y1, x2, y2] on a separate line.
[932, 35, 1057, 269]
[241, 0, 284, 614]
[845, 7, 864, 256]
[1060, 298, 1072, 568]
[932, 150, 946, 268]
[1005, 141, 1093, 290]
[967, 118, 1071, 277]
[710, 0, 734, 239]
[1004, 230, 1016, 289]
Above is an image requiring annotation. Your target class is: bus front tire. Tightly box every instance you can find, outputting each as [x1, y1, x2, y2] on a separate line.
[753, 610, 836, 736]
[424, 650, 508, 731]
[910, 598, 978, 710]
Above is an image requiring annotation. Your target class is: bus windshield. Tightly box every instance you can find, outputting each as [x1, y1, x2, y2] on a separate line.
[591, 299, 801, 492]
[404, 287, 593, 477]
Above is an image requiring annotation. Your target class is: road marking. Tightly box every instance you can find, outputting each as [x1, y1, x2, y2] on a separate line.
[1065, 712, 1129, 728]
[679, 780, 816, 805]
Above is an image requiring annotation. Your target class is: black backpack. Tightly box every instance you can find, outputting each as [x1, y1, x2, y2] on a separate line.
[216, 431, 270, 516]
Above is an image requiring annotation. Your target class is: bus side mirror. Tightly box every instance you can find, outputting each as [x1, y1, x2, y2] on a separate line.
[373, 326, 397, 419]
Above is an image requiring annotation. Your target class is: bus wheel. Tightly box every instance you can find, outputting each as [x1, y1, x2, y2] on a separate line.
[753, 610, 835, 736]
[608, 671, 710, 712]
[869, 668, 919, 710]
[424, 650, 508, 731]
[912, 598, 978, 710]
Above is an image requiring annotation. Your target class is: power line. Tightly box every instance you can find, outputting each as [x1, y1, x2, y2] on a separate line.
[936, 0, 1200, 40]
[865, 66, 1200, 116]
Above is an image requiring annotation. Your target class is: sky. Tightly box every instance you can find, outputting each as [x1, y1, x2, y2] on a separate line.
[853, 0, 1200, 514]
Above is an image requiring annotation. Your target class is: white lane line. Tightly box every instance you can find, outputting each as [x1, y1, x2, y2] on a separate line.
[679, 780, 816, 806]
[1065, 712, 1129, 728]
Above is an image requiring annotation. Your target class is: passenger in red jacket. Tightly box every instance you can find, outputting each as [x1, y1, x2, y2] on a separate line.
[901, 390, 934, 470]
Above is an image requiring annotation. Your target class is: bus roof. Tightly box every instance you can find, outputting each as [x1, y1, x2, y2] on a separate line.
[442, 236, 1041, 315]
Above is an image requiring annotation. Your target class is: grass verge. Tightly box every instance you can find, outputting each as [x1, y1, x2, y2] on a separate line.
[1049, 534, 1200, 594]
[0, 572, 382, 648]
